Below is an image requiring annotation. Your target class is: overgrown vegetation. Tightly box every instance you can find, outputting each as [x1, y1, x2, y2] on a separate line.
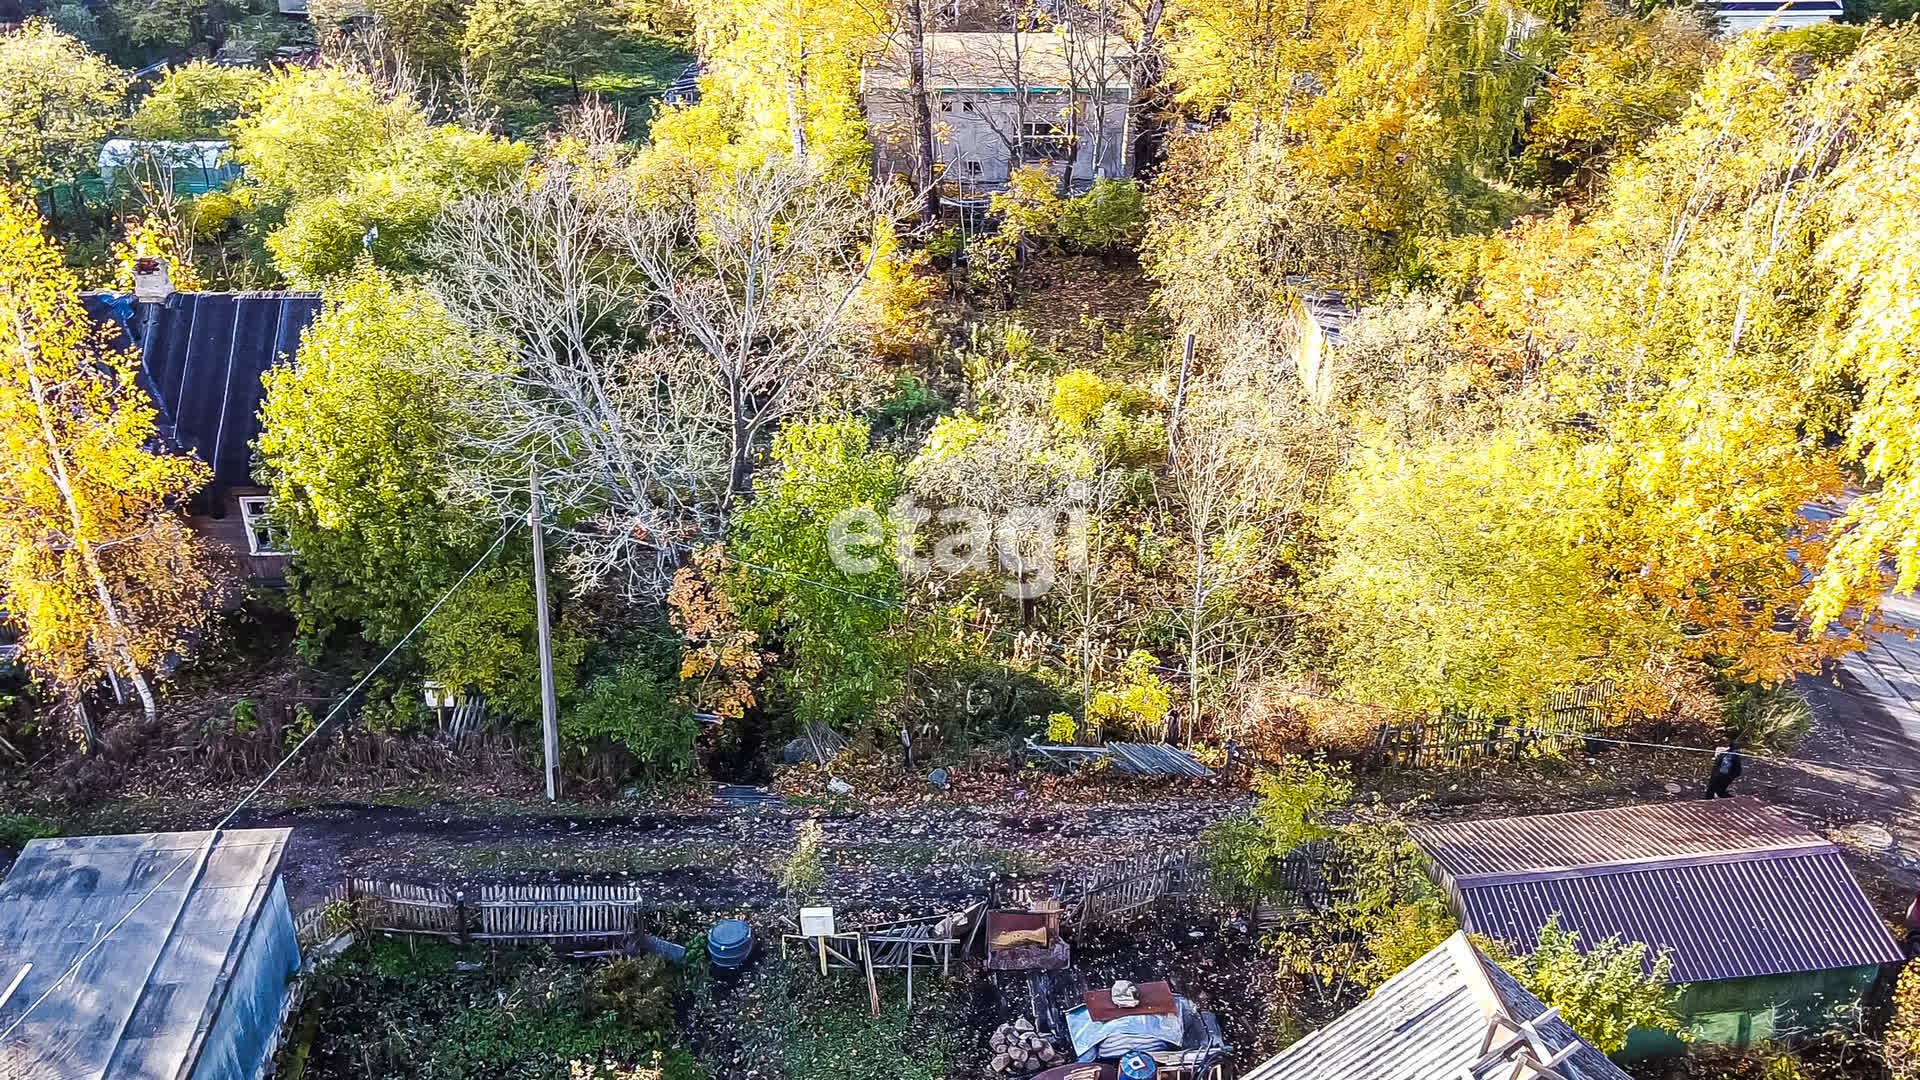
[306, 940, 699, 1080]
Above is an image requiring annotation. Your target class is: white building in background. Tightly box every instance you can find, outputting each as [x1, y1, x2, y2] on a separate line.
[1712, 0, 1842, 34]
[863, 31, 1135, 190]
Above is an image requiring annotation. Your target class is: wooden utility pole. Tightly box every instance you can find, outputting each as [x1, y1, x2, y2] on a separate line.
[529, 467, 560, 802]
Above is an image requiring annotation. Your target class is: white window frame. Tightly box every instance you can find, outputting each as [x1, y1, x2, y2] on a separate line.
[237, 496, 289, 556]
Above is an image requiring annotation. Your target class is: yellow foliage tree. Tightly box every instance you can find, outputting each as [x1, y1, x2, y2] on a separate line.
[0, 192, 218, 734]
[649, 0, 880, 179]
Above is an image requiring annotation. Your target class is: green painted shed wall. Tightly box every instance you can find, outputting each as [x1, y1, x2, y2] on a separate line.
[1620, 965, 1883, 1060]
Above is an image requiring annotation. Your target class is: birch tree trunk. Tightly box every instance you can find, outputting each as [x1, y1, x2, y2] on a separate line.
[13, 314, 160, 723]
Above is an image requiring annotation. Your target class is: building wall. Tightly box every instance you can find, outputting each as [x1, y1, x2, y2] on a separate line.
[868, 89, 1131, 186]
[1620, 965, 1883, 1059]
[1720, 11, 1835, 32]
[188, 876, 301, 1080]
[191, 488, 288, 587]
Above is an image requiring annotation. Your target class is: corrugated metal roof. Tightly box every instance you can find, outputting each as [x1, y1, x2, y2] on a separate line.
[1413, 799, 1825, 884]
[1240, 931, 1630, 1080]
[1454, 849, 1904, 983]
[0, 829, 293, 1080]
[83, 292, 322, 489]
[1413, 800, 1904, 983]
[1103, 743, 1214, 778]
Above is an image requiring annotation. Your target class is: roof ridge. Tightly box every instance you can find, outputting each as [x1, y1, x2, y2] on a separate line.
[1447, 837, 1839, 886]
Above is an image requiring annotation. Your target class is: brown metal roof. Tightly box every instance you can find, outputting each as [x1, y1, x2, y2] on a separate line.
[1412, 798, 1825, 885]
[1413, 800, 1904, 983]
[1455, 850, 1904, 982]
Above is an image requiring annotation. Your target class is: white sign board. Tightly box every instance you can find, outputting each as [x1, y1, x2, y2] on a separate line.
[799, 906, 836, 937]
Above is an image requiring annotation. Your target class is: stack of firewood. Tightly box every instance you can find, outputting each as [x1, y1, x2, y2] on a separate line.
[987, 1019, 1064, 1075]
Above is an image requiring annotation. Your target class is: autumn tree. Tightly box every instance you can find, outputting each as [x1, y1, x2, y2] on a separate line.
[649, 0, 880, 177]
[229, 67, 529, 285]
[462, 0, 619, 105]
[0, 193, 218, 735]
[258, 266, 495, 651]
[1149, 0, 1541, 352]
[129, 59, 267, 140]
[1516, 4, 1720, 195]
[0, 22, 124, 190]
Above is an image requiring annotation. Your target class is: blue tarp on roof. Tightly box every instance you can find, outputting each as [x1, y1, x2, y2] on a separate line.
[82, 291, 323, 489]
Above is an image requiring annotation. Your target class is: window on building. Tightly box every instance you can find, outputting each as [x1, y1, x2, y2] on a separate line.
[941, 98, 954, 112]
[965, 159, 984, 178]
[1020, 121, 1075, 160]
[962, 99, 977, 113]
[237, 496, 288, 556]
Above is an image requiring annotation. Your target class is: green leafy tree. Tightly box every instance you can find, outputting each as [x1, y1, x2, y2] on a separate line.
[130, 60, 267, 140]
[563, 649, 700, 777]
[371, 0, 473, 85]
[1478, 916, 1685, 1054]
[419, 565, 588, 721]
[104, 0, 244, 57]
[258, 266, 492, 650]
[1270, 813, 1459, 1019]
[0, 22, 124, 188]
[727, 416, 906, 733]
[1203, 757, 1354, 896]
[229, 68, 528, 285]
[1059, 179, 1147, 253]
[462, 0, 618, 104]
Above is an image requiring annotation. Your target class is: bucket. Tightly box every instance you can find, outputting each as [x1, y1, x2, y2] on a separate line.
[707, 919, 753, 969]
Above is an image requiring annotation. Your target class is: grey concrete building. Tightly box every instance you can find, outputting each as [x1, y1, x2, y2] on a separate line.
[864, 31, 1134, 191]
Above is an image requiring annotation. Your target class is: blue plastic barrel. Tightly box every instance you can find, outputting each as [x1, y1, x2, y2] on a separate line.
[1118, 1052, 1157, 1080]
[707, 919, 753, 968]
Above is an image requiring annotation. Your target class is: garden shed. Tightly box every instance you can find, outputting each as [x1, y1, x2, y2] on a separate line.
[1411, 799, 1904, 1057]
[0, 829, 301, 1080]
[1238, 930, 1630, 1080]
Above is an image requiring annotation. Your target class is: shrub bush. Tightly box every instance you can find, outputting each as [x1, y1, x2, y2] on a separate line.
[1059, 179, 1146, 253]
[562, 650, 699, 779]
[0, 812, 56, 851]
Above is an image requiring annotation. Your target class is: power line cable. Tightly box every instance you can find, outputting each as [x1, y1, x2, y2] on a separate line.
[0, 517, 519, 1048]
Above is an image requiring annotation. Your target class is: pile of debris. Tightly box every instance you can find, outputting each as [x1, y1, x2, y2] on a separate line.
[988, 1019, 1066, 1075]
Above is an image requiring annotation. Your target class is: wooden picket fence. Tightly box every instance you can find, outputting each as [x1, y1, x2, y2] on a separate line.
[295, 877, 660, 948]
[1071, 851, 1205, 930]
[1370, 683, 1618, 769]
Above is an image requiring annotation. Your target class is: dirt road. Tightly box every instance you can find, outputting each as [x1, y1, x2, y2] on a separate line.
[225, 794, 1247, 911]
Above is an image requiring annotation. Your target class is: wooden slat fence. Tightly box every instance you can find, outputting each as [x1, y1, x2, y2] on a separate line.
[1071, 852, 1204, 930]
[475, 883, 652, 941]
[1371, 683, 1618, 769]
[299, 878, 666, 945]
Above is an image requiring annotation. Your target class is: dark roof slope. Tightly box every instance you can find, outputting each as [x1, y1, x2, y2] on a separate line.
[1240, 931, 1630, 1080]
[1413, 800, 1904, 984]
[83, 292, 322, 489]
[0, 829, 293, 1079]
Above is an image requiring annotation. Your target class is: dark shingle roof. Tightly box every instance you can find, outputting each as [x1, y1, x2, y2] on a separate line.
[1240, 931, 1630, 1080]
[83, 292, 322, 489]
[1413, 800, 1904, 984]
